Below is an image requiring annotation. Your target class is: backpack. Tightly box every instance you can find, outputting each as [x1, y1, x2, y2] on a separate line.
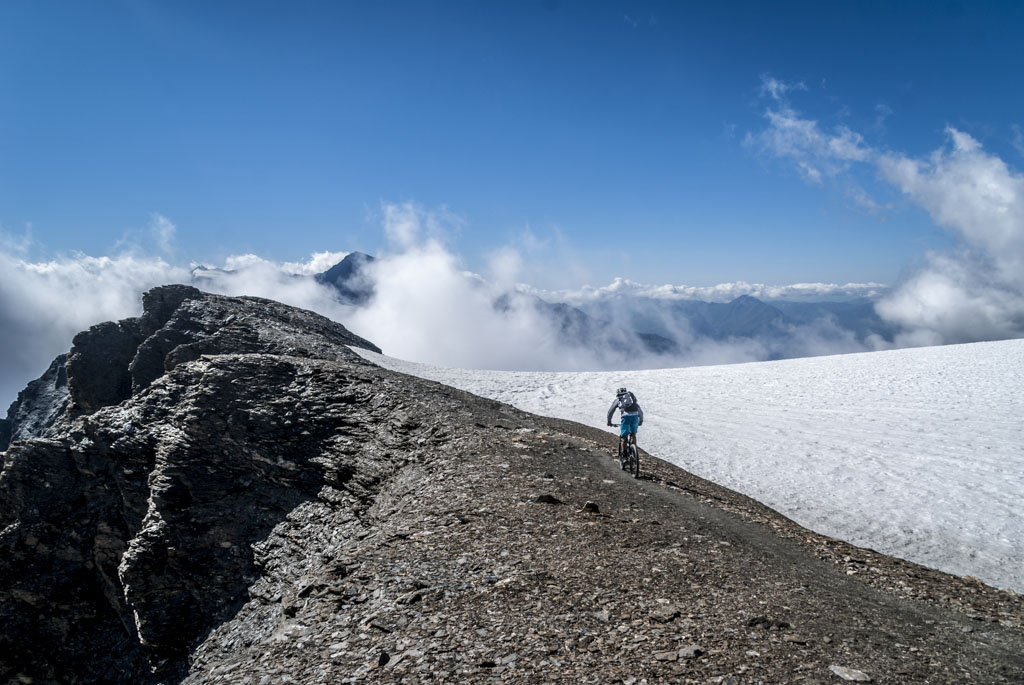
[618, 391, 638, 413]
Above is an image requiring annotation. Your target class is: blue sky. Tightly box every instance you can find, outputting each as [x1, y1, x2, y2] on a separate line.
[1, 0, 1022, 287]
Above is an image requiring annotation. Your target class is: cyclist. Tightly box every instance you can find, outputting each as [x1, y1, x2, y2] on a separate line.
[606, 386, 643, 460]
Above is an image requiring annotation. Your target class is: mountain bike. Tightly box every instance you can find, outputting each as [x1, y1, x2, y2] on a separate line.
[611, 424, 640, 479]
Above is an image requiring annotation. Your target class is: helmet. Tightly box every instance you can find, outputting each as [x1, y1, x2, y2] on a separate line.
[616, 386, 627, 394]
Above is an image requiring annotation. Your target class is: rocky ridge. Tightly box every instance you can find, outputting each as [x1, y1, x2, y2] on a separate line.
[1, 286, 1022, 684]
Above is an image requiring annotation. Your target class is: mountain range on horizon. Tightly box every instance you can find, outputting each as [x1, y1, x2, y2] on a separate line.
[193, 251, 898, 364]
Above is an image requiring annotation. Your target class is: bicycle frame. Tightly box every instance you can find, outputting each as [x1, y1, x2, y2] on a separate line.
[611, 423, 640, 477]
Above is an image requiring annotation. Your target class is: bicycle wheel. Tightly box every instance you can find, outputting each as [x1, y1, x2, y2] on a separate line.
[629, 444, 640, 479]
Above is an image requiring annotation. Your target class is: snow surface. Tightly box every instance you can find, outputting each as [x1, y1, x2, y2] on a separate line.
[355, 339, 1024, 592]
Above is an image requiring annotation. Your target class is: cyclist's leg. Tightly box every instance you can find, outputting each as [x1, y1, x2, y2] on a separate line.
[619, 415, 636, 453]
[626, 421, 640, 474]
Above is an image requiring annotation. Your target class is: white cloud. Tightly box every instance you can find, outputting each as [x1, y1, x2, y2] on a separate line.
[1012, 124, 1024, 158]
[486, 245, 524, 290]
[486, 226, 595, 291]
[879, 128, 1024, 279]
[344, 205, 611, 371]
[0, 212, 899, 425]
[0, 251, 190, 409]
[845, 185, 890, 213]
[828, 127, 872, 162]
[381, 203, 421, 250]
[0, 209, 658, 413]
[875, 129, 1024, 343]
[220, 253, 268, 271]
[874, 103, 893, 131]
[759, 74, 806, 101]
[750, 82, 1024, 346]
[327, 206, 875, 373]
[378, 201, 464, 251]
[9, 126, 1024, 419]
[281, 251, 350, 275]
[524, 277, 888, 305]
[0, 246, 364, 411]
[876, 251, 1024, 345]
[149, 213, 176, 254]
[751, 106, 873, 183]
[0, 224, 34, 256]
[191, 252, 355, 322]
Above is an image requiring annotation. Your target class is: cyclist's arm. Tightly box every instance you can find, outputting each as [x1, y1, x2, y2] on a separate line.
[606, 399, 618, 425]
[637, 405, 644, 424]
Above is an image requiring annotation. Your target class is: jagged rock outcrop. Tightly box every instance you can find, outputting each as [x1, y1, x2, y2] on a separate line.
[0, 286, 384, 681]
[0, 354, 69, 452]
[1, 287, 1022, 684]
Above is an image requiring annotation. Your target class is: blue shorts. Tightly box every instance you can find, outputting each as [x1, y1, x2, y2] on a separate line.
[620, 414, 639, 437]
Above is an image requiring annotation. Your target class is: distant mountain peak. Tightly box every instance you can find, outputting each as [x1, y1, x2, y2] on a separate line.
[730, 294, 767, 305]
[316, 252, 376, 305]
[318, 251, 374, 280]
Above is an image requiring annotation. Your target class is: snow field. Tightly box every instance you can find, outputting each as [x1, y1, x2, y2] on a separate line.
[355, 339, 1024, 592]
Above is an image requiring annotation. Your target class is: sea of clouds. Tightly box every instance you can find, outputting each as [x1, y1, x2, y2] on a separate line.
[0, 205, 879, 409]
[2, 83, 1023, 411]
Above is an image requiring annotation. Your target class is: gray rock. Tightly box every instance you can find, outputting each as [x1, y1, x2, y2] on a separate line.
[67, 319, 144, 413]
[650, 605, 680, 623]
[829, 665, 872, 681]
[0, 287, 389, 681]
[533, 494, 563, 505]
[747, 615, 790, 630]
[0, 354, 69, 451]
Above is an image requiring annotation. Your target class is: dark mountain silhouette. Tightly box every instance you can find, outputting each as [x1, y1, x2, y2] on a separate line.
[315, 251, 376, 305]
[495, 293, 678, 356]
[581, 293, 894, 353]
[773, 297, 899, 341]
[693, 294, 789, 339]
